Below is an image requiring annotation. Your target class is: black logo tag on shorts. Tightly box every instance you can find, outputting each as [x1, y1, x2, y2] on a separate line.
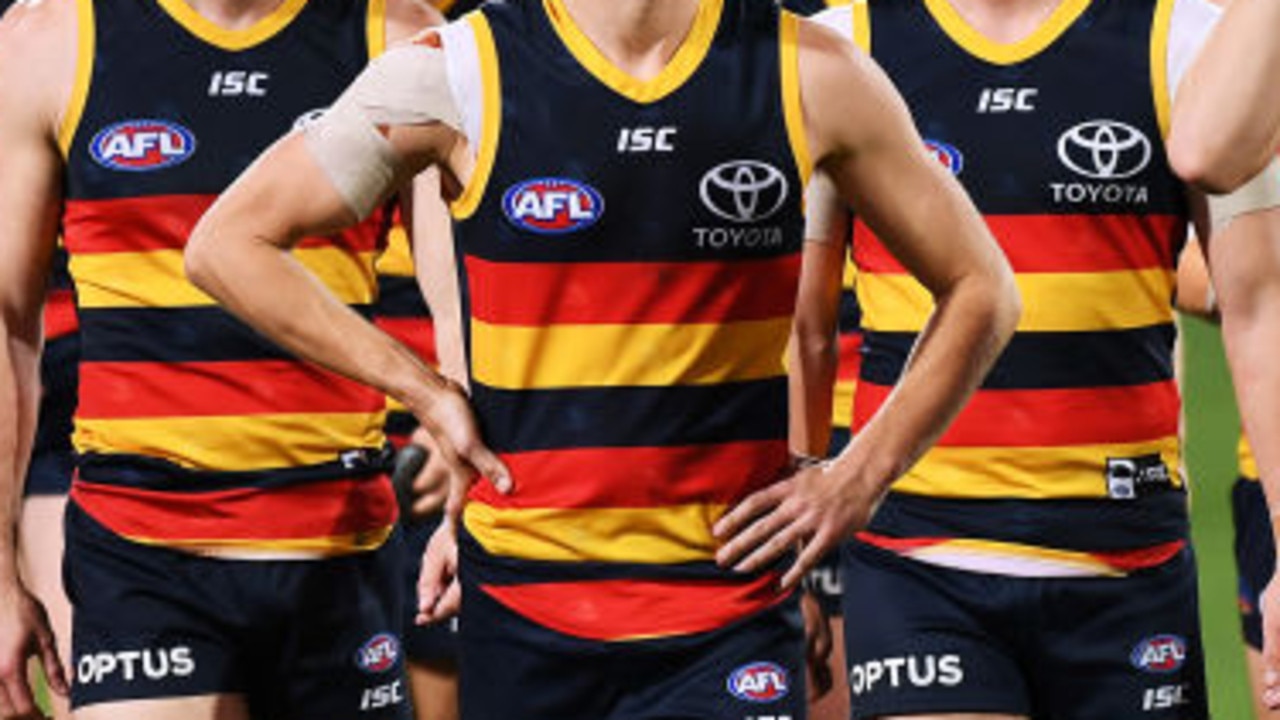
[1106, 454, 1173, 499]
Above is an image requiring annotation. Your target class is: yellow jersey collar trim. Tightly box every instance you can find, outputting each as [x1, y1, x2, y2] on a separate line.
[542, 0, 724, 104]
[922, 0, 1092, 66]
[154, 0, 310, 52]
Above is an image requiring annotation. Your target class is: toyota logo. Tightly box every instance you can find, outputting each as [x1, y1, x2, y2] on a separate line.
[699, 160, 789, 224]
[1057, 119, 1152, 180]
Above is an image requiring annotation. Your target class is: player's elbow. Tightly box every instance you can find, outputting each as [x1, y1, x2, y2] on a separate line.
[1168, 127, 1262, 195]
[981, 263, 1022, 348]
[184, 211, 230, 299]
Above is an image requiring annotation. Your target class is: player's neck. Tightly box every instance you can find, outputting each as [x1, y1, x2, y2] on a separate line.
[944, 0, 1065, 44]
[182, 0, 288, 29]
[558, 0, 701, 81]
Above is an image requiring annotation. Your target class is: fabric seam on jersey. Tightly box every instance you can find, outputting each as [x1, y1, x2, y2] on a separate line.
[1150, 0, 1176, 138]
[540, 0, 724, 104]
[57, 0, 95, 156]
[780, 12, 812, 188]
[154, 0, 309, 51]
[921, 0, 1091, 66]
[367, 0, 387, 58]
[450, 12, 500, 220]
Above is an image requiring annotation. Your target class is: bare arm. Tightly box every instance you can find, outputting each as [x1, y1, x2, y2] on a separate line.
[788, 173, 849, 458]
[1168, 0, 1280, 193]
[185, 46, 510, 503]
[408, 168, 467, 385]
[0, 1, 74, 711]
[716, 19, 1019, 586]
[1203, 207, 1280, 706]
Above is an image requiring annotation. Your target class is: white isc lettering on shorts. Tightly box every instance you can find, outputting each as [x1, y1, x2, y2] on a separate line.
[75, 646, 196, 685]
[847, 654, 964, 696]
[360, 679, 404, 712]
[1142, 683, 1191, 711]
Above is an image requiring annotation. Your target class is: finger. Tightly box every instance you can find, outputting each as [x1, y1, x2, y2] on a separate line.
[35, 625, 68, 696]
[467, 445, 512, 494]
[411, 490, 448, 518]
[733, 520, 803, 575]
[432, 578, 462, 619]
[2, 670, 37, 718]
[712, 484, 789, 539]
[781, 531, 831, 590]
[715, 501, 792, 568]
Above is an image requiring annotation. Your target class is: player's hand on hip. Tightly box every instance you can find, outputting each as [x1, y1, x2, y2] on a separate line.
[713, 461, 877, 590]
[411, 375, 512, 518]
[416, 517, 461, 626]
[0, 578, 67, 719]
[1261, 572, 1280, 708]
[401, 428, 451, 519]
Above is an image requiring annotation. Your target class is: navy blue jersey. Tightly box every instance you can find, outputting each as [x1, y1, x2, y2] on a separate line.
[60, 0, 398, 556]
[444, 0, 808, 642]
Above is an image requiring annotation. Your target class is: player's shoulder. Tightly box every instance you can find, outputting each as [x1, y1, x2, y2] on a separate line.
[809, 1, 855, 37]
[0, 0, 80, 133]
[385, 0, 443, 46]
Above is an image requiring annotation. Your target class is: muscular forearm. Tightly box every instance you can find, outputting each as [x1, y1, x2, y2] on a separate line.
[0, 329, 40, 582]
[1169, 0, 1280, 193]
[788, 329, 838, 459]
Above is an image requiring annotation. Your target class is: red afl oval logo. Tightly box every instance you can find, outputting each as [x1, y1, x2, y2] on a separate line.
[502, 177, 604, 235]
[90, 119, 197, 172]
[726, 661, 790, 703]
[1130, 635, 1187, 674]
[354, 633, 400, 674]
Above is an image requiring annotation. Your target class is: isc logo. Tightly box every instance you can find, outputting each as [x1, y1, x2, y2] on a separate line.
[502, 178, 604, 235]
[360, 679, 404, 712]
[90, 120, 197, 172]
[1130, 635, 1187, 674]
[617, 126, 676, 153]
[977, 87, 1038, 113]
[208, 70, 269, 97]
[726, 662, 790, 703]
[354, 633, 400, 674]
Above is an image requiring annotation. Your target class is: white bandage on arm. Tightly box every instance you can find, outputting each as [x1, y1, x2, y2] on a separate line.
[304, 41, 465, 219]
[1207, 156, 1280, 232]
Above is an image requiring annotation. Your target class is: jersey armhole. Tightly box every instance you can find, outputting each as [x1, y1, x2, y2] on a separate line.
[367, 0, 387, 59]
[57, 0, 95, 158]
[852, 0, 870, 52]
[1149, 0, 1175, 139]
[780, 11, 812, 188]
[445, 12, 499, 221]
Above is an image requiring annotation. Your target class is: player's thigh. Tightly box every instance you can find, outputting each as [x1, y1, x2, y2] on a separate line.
[406, 659, 457, 720]
[1244, 648, 1280, 720]
[71, 693, 248, 720]
[809, 614, 849, 720]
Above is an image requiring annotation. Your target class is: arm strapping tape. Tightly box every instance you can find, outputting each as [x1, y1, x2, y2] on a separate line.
[1208, 156, 1280, 232]
[304, 42, 464, 219]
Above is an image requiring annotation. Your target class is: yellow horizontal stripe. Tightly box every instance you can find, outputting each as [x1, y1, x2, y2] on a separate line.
[906, 538, 1125, 578]
[464, 502, 725, 564]
[470, 318, 790, 389]
[126, 525, 394, 559]
[376, 226, 415, 277]
[1239, 435, 1259, 480]
[73, 248, 377, 309]
[893, 437, 1182, 500]
[74, 412, 386, 472]
[858, 269, 1174, 332]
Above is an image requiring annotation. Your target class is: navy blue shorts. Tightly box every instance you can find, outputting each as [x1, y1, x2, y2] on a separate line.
[24, 335, 78, 496]
[64, 501, 410, 719]
[401, 514, 458, 664]
[840, 540, 1208, 719]
[458, 576, 807, 720]
[1233, 477, 1274, 651]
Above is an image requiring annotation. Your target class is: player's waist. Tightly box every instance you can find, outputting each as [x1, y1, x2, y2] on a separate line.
[72, 449, 397, 559]
[863, 491, 1190, 577]
[459, 527, 790, 642]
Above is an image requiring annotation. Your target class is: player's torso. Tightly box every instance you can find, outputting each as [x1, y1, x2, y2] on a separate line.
[842, 0, 1192, 573]
[61, 0, 397, 557]
[446, 0, 808, 641]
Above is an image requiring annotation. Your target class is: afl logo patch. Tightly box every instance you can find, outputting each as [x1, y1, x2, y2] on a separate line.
[726, 661, 790, 703]
[925, 139, 964, 176]
[699, 160, 788, 224]
[1057, 119, 1152, 180]
[90, 119, 197, 172]
[1130, 635, 1187, 674]
[354, 633, 400, 674]
[502, 178, 604, 235]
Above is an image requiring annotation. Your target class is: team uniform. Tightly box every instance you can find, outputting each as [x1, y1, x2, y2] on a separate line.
[818, 0, 1214, 717]
[434, 0, 809, 716]
[58, 0, 407, 716]
[25, 252, 79, 497]
[1233, 436, 1274, 651]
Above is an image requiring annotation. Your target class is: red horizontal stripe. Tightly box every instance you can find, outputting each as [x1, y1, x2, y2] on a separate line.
[468, 440, 789, 509]
[63, 195, 385, 254]
[854, 380, 1180, 447]
[480, 574, 788, 641]
[71, 475, 396, 541]
[77, 361, 384, 419]
[44, 290, 78, 340]
[375, 316, 437, 366]
[854, 214, 1181, 274]
[465, 255, 801, 325]
[836, 332, 862, 381]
